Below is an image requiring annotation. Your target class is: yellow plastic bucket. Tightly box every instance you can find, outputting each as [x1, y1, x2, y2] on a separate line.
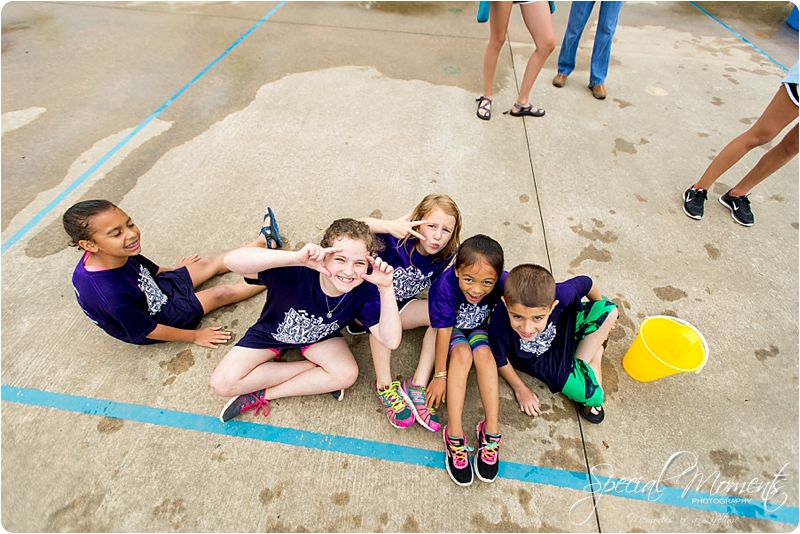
[622, 316, 708, 382]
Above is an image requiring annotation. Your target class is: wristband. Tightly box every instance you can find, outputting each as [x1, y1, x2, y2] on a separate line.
[433, 371, 447, 379]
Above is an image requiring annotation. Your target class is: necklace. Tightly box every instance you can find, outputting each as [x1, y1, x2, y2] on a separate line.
[325, 293, 347, 318]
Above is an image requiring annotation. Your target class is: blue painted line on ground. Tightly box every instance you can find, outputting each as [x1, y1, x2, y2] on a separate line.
[0, 2, 286, 256]
[691, 1, 788, 72]
[2, 385, 797, 525]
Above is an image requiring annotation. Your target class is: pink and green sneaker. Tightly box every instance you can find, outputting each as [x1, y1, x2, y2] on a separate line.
[374, 381, 415, 429]
[399, 379, 441, 432]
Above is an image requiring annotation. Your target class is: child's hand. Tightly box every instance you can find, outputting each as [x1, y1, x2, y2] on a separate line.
[386, 210, 427, 241]
[426, 378, 446, 409]
[361, 256, 394, 288]
[192, 326, 232, 348]
[175, 254, 201, 269]
[514, 386, 541, 416]
[296, 243, 339, 277]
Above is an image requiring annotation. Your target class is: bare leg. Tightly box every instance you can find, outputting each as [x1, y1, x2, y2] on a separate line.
[210, 346, 317, 397]
[473, 346, 500, 435]
[370, 299, 432, 387]
[412, 326, 437, 387]
[195, 281, 265, 314]
[482, 1, 513, 99]
[514, 2, 556, 107]
[370, 334, 393, 387]
[574, 307, 618, 414]
[445, 343, 474, 437]
[263, 337, 359, 400]
[731, 124, 799, 196]
[694, 88, 798, 191]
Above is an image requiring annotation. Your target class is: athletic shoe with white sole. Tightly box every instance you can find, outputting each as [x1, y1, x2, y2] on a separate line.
[719, 189, 754, 226]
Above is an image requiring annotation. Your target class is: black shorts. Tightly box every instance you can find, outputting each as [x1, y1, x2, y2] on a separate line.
[155, 267, 205, 330]
[784, 82, 798, 107]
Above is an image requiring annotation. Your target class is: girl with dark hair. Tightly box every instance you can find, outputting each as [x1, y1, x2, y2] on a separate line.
[63, 200, 273, 347]
[425, 234, 506, 486]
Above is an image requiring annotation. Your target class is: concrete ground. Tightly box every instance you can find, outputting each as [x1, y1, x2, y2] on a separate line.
[1, 1, 798, 532]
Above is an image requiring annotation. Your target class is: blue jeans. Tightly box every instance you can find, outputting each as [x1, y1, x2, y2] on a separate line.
[556, 1, 623, 86]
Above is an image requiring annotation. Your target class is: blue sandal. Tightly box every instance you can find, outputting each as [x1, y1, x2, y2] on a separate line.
[261, 207, 283, 249]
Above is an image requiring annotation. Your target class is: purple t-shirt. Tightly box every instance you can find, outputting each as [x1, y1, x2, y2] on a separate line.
[72, 254, 166, 345]
[428, 267, 507, 330]
[376, 233, 451, 300]
[239, 266, 382, 349]
[490, 276, 592, 392]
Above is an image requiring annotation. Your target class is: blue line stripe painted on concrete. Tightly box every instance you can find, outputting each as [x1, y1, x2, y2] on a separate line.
[691, 1, 788, 72]
[0, 2, 286, 255]
[2, 385, 797, 525]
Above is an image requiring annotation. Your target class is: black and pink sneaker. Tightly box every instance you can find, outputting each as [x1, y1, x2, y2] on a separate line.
[474, 420, 501, 483]
[443, 425, 474, 486]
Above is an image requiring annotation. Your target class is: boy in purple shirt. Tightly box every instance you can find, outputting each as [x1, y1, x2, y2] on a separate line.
[490, 264, 618, 424]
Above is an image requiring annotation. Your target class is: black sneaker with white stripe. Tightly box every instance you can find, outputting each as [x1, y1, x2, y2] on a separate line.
[682, 187, 707, 219]
[719, 189, 754, 226]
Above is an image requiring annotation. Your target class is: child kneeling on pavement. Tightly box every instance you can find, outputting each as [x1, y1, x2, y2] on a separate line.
[489, 264, 618, 424]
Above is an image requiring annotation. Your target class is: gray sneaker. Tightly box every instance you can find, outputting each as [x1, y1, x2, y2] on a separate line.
[719, 190, 754, 226]
[682, 187, 707, 219]
[219, 389, 269, 423]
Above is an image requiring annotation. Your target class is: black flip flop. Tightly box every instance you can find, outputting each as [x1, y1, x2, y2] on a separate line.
[261, 207, 283, 249]
[476, 96, 492, 120]
[505, 103, 545, 117]
[575, 401, 604, 424]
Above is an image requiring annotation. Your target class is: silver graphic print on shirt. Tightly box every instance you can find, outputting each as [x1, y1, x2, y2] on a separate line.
[520, 323, 556, 356]
[456, 303, 490, 330]
[273, 308, 340, 344]
[138, 265, 168, 316]
[392, 266, 434, 300]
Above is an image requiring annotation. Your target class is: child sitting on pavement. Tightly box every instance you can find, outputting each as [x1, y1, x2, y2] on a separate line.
[426, 234, 507, 486]
[63, 200, 276, 347]
[210, 218, 402, 423]
[355, 194, 462, 432]
[489, 264, 618, 424]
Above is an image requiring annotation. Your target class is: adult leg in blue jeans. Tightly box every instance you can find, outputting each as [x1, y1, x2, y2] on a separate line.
[553, 1, 623, 99]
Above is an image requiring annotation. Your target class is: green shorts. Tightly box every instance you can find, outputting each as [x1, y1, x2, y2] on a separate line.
[560, 299, 617, 407]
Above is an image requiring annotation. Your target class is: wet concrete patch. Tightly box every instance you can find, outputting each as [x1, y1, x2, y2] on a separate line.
[401, 514, 420, 532]
[45, 491, 108, 532]
[259, 483, 284, 505]
[518, 487, 532, 513]
[601, 356, 619, 397]
[653, 285, 687, 302]
[754, 344, 779, 362]
[709, 449, 749, 478]
[704, 243, 721, 259]
[569, 244, 612, 268]
[97, 417, 124, 434]
[499, 396, 538, 431]
[569, 221, 618, 243]
[519, 194, 530, 203]
[353, 2, 444, 15]
[332, 492, 350, 505]
[153, 498, 187, 529]
[159, 349, 195, 386]
[517, 222, 534, 234]
[539, 435, 600, 473]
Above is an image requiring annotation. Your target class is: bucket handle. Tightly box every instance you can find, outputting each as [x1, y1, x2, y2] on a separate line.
[641, 315, 709, 373]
